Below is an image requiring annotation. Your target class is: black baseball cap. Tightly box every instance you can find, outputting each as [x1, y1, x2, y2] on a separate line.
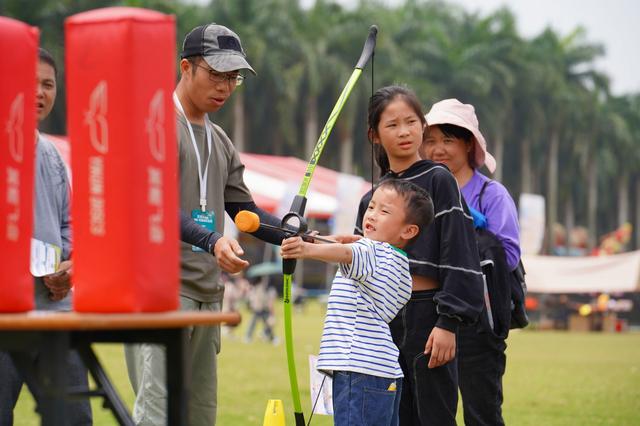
[181, 23, 256, 75]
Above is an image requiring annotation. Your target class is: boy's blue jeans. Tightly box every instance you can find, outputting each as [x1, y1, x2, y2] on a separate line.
[332, 370, 402, 426]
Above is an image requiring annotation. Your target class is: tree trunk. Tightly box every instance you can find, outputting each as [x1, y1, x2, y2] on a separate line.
[617, 174, 629, 226]
[337, 121, 353, 174]
[520, 137, 532, 194]
[271, 117, 283, 156]
[304, 96, 318, 159]
[564, 196, 575, 249]
[493, 131, 504, 181]
[636, 177, 640, 250]
[587, 153, 598, 250]
[232, 90, 245, 152]
[545, 131, 559, 254]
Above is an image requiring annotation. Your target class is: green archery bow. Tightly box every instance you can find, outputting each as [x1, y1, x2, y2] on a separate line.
[280, 25, 378, 426]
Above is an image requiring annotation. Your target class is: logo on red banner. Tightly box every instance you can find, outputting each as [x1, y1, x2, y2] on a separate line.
[86, 80, 108, 154]
[5, 93, 25, 241]
[86, 81, 108, 236]
[7, 93, 25, 163]
[147, 89, 165, 244]
[147, 90, 165, 162]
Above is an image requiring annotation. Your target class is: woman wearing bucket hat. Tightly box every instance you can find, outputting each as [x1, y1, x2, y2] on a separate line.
[423, 98, 521, 426]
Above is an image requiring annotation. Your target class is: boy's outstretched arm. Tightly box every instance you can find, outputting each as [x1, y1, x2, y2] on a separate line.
[281, 236, 353, 264]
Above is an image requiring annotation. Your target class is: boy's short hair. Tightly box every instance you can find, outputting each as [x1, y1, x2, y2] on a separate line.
[376, 179, 434, 242]
[38, 48, 57, 76]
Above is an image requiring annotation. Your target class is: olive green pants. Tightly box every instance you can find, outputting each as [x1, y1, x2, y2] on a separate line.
[125, 297, 221, 426]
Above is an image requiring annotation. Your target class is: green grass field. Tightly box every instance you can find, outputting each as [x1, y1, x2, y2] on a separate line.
[14, 301, 640, 425]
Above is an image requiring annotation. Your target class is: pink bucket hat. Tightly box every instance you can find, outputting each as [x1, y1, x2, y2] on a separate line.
[425, 98, 496, 173]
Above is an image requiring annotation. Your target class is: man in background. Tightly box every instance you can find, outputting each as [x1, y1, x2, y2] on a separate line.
[0, 48, 92, 425]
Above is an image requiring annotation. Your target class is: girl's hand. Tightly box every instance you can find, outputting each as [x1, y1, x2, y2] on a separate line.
[281, 236, 305, 259]
[424, 327, 456, 368]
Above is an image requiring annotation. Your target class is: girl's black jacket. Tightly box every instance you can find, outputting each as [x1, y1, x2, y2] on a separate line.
[355, 160, 484, 332]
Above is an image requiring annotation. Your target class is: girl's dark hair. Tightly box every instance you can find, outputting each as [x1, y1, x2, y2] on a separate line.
[38, 48, 57, 76]
[368, 85, 426, 176]
[376, 178, 434, 243]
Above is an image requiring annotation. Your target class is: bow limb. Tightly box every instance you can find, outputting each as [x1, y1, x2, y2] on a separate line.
[280, 25, 378, 426]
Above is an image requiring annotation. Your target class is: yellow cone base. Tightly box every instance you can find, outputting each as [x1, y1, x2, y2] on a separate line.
[263, 399, 286, 426]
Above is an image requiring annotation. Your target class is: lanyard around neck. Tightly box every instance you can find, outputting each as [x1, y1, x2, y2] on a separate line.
[173, 92, 212, 211]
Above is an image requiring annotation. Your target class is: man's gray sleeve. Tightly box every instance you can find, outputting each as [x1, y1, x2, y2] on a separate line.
[61, 175, 72, 260]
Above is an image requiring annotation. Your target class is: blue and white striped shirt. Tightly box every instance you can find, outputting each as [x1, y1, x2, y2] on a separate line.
[317, 238, 412, 379]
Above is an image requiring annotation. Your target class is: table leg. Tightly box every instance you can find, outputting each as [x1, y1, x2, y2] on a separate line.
[38, 332, 68, 426]
[76, 344, 135, 426]
[165, 328, 189, 426]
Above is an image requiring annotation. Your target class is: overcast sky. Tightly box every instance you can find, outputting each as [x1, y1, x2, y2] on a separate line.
[453, 0, 639, 95]
[293, 0, 639, 95]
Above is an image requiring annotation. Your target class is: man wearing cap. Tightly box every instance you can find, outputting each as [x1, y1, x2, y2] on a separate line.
[124, 23, 286, 426]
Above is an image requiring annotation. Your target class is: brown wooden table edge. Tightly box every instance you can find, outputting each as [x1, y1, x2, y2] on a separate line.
[0, 311, 241, 330]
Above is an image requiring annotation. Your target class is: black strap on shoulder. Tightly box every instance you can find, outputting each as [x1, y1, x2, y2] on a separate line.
[478, 179, 491, 211]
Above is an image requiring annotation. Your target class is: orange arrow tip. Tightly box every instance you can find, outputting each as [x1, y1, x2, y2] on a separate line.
[235, 210, 260, 233]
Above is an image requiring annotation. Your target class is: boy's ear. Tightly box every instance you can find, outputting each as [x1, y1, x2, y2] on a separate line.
[400, 224, 419, 242]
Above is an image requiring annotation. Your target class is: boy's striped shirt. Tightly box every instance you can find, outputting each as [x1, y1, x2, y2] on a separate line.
[317, 238, 412, 379]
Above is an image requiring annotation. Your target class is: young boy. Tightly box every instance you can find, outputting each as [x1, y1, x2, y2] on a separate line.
[281, 179, 434, 426]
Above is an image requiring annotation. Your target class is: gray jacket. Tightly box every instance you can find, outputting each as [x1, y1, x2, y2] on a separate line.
[33, 134, 72, 311]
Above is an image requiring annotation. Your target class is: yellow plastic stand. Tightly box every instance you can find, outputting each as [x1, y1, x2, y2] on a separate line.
[263, 399, 286, 426]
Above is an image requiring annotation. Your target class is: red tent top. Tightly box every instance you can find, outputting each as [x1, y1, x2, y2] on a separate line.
[46, 135, 370, 219]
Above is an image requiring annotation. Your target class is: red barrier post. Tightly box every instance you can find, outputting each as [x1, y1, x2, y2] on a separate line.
[66, 7, 178, 312]
[0, 18, 39, 312]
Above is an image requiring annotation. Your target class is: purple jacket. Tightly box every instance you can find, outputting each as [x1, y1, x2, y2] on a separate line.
[461, 170, 521, 270]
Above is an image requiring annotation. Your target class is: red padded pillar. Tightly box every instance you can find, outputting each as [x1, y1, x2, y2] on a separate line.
[66, 7, 178, 312]
[0, 18, 38, 312]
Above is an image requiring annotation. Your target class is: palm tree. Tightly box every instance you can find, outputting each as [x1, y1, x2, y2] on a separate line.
[293, 0, 352, 161]
[602, 96, 638, 241]
[620, 94, 640, 249]
[527, 27, 604, 252]
[393, 2, 522, 182]
[511, 46, 546, 197]
[213, 0, 305, 155]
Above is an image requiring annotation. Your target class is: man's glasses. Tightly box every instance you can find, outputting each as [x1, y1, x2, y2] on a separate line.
[194, 63, 244, 86]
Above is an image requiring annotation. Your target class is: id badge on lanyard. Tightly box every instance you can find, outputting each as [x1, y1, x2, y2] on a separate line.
[191, 209, 216, 252]
[173, 92, 215, 252]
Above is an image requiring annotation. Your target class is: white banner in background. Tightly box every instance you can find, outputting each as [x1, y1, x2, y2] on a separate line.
[519, 193, 545, 255]
[523, 250, 640, 293]
[332, 174, 367, 235]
